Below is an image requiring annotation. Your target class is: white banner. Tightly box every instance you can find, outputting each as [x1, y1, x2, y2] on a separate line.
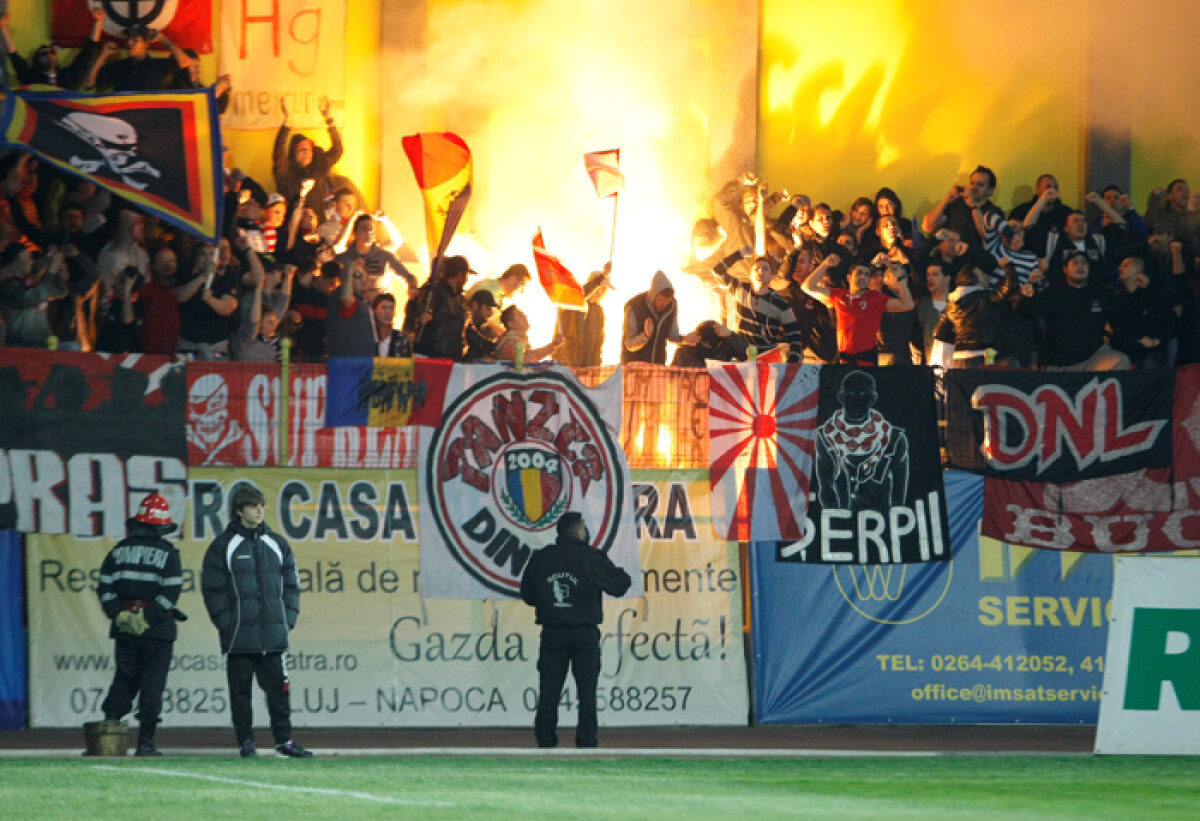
[1095, 556, 1200, 754]
[418, 365, 642, 599]
[219, 0, 347, 131]
[28, 469, 746, 728]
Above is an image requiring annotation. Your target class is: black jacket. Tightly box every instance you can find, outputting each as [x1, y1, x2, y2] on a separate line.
[520, 536, 632, 627]
[933, 266, 1017, 352]
[201, 519, 300, 654]
[97, 521, 183, 642]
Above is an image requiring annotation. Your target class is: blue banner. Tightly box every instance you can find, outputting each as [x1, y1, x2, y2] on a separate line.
[750, 472, 1114, 724]
[0, 530, 26, 729]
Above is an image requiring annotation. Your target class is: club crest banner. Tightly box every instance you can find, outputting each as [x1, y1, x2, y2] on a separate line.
[418, 364, 642, 599]
[777, 366, 950, 564]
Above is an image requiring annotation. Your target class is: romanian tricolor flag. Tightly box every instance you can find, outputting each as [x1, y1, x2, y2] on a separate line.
[0, 86, 224, 241]
[325, 357, 452, 428]
[402, 132, 472, 272]
[532, 229, 586, 312]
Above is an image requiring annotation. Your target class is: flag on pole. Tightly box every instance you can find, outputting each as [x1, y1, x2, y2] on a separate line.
[583, 149, 624, 198]
[532, 229, 586, 311]
[0, 86, 224, 241]
[402, 132, 472, 269]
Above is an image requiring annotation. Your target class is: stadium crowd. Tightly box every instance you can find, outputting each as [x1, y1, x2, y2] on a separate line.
[2, 10, 1199, 375]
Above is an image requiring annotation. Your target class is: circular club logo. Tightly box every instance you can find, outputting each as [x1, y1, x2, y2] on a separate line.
[426, 370, 624, 596]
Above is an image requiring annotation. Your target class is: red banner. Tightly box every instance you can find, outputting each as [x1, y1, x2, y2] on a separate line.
[982, 365, 1200, 552]
[51, 0, 213, 53]
[186, 362, 417, 469]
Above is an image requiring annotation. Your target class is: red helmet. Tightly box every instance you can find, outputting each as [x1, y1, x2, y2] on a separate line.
[134, 493, 172, 527]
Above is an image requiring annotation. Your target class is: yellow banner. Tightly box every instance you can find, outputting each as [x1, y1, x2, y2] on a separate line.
[27, 469, 746, 728]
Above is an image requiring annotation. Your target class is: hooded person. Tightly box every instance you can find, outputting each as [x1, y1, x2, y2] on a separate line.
[95, 493, 185, 757]
[272, 95, 344, 215]
[621, 270, 697, 363]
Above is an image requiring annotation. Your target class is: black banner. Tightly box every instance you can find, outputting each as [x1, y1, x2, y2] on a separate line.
[0, 350, 187, 537]
[777, 366, 950, 564]
[945, 370, 1173, 482]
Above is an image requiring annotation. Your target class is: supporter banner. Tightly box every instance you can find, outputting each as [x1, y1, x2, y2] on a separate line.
[981, 365, 1200, 552]
[0, 351, 186, 538]
[219, 0, 347, 131]
[0, 87, 224, 241]
[752, 472, 1113, 724]
[418, 365, 642, 599]
[52, 0, 213, 52]
[777, 366, 949, 564]
[708, 362, 820, 542]
[26, 469, 746, 728]
[324, 357, 451, 428]
[185, 362, 417, 469]
[945, 370, 1173, 481]
[1095, 557, 1200, 755]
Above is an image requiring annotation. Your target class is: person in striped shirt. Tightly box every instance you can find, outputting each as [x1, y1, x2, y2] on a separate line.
[712, 245, 808, 362]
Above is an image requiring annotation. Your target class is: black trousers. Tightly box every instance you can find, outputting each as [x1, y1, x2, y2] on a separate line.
[226, 652, 292, 746]
[535, 626, 601, 748]
[101, 636, 173, 740]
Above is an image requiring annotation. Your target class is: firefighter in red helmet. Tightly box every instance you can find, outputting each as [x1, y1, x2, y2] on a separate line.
[95, 493, 185, 756]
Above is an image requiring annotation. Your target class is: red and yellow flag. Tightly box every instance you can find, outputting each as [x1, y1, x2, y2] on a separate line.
[0, 86, 224, 241]
[532, 229, 586, 311]
[402, 132, 473, 270]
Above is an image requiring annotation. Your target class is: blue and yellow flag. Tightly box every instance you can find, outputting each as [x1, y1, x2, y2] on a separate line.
[0, 86, 224, 242]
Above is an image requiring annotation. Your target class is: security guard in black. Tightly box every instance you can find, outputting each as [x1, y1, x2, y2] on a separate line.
[520, 512, 631, 748]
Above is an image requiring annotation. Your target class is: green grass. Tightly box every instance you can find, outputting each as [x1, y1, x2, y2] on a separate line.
[0, 756, 1197, 820]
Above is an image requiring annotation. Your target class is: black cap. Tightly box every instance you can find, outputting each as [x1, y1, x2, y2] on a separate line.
[556, 512, 584, 537]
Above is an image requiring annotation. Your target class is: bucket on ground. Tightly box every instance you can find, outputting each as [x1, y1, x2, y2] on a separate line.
[83, 720, 128, 756]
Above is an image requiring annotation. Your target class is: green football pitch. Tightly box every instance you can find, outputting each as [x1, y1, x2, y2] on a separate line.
[0, 756, 1197, 819]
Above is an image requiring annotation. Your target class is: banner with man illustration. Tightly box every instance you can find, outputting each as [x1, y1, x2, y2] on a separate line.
[417, 364, 642, 599]
[775, 366, 950, 565]
[25, 469, 746, 728]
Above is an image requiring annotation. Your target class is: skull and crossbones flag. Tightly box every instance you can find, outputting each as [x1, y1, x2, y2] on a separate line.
[0, 86, 224, 242]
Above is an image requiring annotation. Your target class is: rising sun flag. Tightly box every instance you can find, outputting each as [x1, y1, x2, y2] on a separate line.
[532, 229, 586, 311]
[709, 362, 822, 542]
[402, 132, 472, 272]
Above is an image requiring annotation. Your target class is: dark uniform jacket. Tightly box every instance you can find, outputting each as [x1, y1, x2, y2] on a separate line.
[520, 536, 632, 627]
[201, 519, 300, 654]
[97, 521, 183, 642]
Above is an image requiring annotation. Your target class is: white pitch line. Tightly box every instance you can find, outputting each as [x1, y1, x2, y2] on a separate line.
[91, 765, 452, 807]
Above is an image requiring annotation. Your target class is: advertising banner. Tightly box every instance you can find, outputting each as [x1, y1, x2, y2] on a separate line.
[27, 469, 746, 728]
[1095, 557, 1200, 754]
[752, 472, 1114, 724]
